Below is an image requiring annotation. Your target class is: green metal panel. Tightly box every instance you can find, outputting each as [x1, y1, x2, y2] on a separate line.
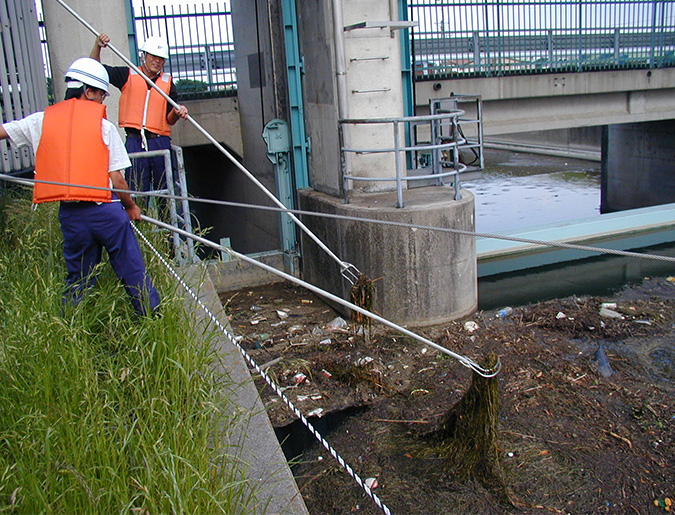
[281, 0, 310, 190]
[399, 0, 415, 169]
[124, 0, 139, 66]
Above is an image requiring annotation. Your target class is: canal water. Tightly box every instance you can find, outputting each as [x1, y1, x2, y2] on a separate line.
[462, 148, 674, 309]
[462, 148, 601, 234]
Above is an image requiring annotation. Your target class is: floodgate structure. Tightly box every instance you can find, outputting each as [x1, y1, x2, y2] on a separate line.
[1, 0, 674, 512]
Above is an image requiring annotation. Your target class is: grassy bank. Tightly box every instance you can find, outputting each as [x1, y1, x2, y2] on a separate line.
[0, 194, 254, 513]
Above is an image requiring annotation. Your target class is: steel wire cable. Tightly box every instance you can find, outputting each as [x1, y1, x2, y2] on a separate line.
[2, 173, 674, 264]
[132, 223, 393, 515]
[139, 214, 501, 378]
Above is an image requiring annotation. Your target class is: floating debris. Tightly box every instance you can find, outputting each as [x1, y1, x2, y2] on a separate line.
[276, 309, 289, 320]
[326, 317, 348, 331]
[496, 306, 513, 319]
[364, 477, 379, 490]
[307, 407, 324, 418]
[355, 356, 374, 366]
[464, 321, 479, 333]
[350, 274, 375, 337]
[599, 307, 624, 320]
[593, 343, 614, 377]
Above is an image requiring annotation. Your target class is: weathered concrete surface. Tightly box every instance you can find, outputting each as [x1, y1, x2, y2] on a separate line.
[602, 120, 675, 212]
[206, 252, 299, 293]
[180, 264, 308, 515]
[298, 188, 477, 326]
[171, 97, 243, 157]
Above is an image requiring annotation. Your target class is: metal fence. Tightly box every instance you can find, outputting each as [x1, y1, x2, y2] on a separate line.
[409, 0, 675, 79]
[0, 0, 49, 174]
[133, 1, 236, 100]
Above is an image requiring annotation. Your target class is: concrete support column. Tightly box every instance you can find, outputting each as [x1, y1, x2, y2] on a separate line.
[298, 188, 477, 326]
[341, 0, 406, 191]
[602, 120, 675, 212]
[42, 0, 130, 126]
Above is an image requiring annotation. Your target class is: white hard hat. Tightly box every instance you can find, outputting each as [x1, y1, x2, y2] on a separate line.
[65, 57, 109, 93]
[140, 36, 169, 59]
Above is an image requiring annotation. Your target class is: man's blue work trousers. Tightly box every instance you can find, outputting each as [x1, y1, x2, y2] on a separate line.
[125, 133, 173, 193]
[58, 201, 160, 316]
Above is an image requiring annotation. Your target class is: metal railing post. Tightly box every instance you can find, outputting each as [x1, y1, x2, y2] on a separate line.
[393, 120, 404, 208]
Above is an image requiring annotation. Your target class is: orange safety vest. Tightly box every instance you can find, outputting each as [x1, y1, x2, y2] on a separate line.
[34, 98, 111, 204]
[118, 69, 172, 136]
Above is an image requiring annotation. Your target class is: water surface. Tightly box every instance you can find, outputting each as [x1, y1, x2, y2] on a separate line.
[462, 149, 601, 233]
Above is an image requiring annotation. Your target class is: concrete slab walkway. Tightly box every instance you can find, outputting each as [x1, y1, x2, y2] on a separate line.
[179, 264, 308, 515]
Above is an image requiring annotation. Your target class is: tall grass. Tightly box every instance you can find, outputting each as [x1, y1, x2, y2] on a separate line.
[0, 192, 255, 513]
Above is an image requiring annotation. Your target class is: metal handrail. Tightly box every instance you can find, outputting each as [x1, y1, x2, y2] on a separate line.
[339, 111, 468, 208]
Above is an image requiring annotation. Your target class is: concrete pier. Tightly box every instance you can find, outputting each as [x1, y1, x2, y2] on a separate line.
[298, 187, 477, 326]
[602, 120, 675, 212]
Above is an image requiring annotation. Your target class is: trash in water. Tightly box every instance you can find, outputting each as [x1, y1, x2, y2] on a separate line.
[593, 343, 614, 377]
[288, 325, 304, 333]
[364, 477, 379, 490]
[599, 307, 624, 320]
[307, 407, 324, 418]
[600, 302, 617, 309]
[312, 325, 325, 335]
[293, 372, 307, 385]
[326, 316, 348, 331]
[464, 321, 479, 333]
[250, 316, 267, 325]
[321, 369, 332, 378]
[355, 356, 374, 366]
[250, 304, 262, 311]
[301, 299, 313, 304]
[496, 307, 513, 319]
[556, 312, 567, 319]
[633, 319, 652, 325]
[320, 338, 331, 345]
[276, 310, 289, 320]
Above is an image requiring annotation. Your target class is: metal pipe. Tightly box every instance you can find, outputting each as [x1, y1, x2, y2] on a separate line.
[54, 0, 360, 282]
[332, 0, 353, 192]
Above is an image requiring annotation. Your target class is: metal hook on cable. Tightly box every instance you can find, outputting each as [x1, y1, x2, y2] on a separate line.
[340, 262, 361, 285]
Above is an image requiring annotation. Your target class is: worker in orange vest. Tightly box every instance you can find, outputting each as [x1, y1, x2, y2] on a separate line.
[91, 34, 189, 194]
[0, 57, 160, 316]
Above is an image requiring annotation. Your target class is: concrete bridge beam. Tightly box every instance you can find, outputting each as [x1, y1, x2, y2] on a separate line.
[417, 68, 675, 136]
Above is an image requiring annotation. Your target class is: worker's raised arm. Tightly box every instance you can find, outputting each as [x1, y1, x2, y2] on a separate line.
[90, 34, 110, 61]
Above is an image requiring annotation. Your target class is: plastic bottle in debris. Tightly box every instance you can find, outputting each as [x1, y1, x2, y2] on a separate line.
[496, 306, 513, 319]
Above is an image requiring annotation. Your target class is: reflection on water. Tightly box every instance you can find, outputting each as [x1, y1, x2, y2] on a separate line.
[462, 149, 601, 233]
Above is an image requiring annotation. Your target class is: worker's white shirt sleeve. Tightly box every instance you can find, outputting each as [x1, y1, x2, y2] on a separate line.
[2, 112, 44, 150]
[3, 111, 131, 173]
[103, 119, 131, 172]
